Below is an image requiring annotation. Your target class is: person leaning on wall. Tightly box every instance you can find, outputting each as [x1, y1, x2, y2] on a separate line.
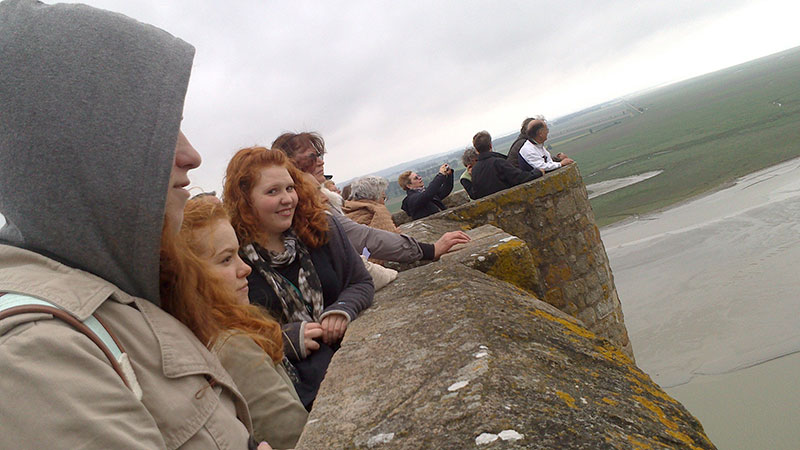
[518, 119, 574, 173]
[470, 130, 543, 199]
[0, 1, 267, 448]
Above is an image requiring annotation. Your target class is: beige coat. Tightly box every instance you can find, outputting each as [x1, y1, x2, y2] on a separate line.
[343, 199, 399, 234]
[214, 335, 308, 449]
[0, 245, 253, 449]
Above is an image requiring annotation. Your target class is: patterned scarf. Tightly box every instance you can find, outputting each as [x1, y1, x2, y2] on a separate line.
[241, 231, 324, 323]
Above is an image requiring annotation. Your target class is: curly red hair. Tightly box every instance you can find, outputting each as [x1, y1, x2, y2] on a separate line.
[223, 146, 329, 248]
[160, 199, 283, 362]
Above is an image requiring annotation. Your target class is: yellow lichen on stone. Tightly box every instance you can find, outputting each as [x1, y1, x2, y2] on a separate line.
[529, 309, 595, 340]
[627, 434, 655, 450]
[445, 198, 498, 223]
[594, 342, 633, 366]
[494, 184, 533, 207]
[556, 390, 577, 409]
[626, 374, 678, 405]
[601, 397, 618, 406]
[484, 239, 541, 295]
[633, 395, 703, 450]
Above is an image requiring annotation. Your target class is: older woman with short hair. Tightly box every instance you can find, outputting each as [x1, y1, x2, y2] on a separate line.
[460, 147, 479, 200]
[342, 176, 398, 233]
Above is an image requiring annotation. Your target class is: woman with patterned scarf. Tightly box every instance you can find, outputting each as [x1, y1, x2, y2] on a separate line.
[178, 197, 308, 448]
[223, 147, 374, 410]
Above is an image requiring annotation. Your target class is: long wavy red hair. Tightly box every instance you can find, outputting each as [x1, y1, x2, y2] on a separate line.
[223, 146, 329, 248]
[160, 199, 283, 362]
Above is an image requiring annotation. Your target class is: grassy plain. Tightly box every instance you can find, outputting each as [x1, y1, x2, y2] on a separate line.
[383, 47, 800, 221]
[553, 47, 800, 226]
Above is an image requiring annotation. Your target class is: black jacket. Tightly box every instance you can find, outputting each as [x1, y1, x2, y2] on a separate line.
[471, 151, 542, 199]
[401, 171, 454, 220]
[460, 177, 477, 200]
[245, 215, 374, 409]
[506, 133, 527, 169]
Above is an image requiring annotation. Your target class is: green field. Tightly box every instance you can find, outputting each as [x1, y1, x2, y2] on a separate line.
[552, 47, 800, 226]
[384, 47, 800, 222]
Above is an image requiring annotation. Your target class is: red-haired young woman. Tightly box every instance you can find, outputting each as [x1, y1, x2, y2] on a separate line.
[176, 198, 308, 448]
[223, 147, 374, 409]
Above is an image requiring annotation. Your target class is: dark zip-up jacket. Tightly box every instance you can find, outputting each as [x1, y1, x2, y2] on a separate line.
[471, 151, 542, 199]
[506, 133, 528, 169]
[401, 171, 454, 220]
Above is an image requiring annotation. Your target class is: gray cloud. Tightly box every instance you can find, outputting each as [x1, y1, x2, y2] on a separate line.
[59, 0, 789, 192]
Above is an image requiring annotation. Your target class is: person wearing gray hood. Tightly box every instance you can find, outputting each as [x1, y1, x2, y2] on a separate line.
[0, 1, 263, 448]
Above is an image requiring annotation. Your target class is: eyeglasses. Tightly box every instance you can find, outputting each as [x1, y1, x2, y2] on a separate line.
[412, 175, 422, 180]
[306, 148, 324, 162]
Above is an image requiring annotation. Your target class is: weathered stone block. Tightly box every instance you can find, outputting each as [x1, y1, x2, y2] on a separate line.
[444, 225, 543, 298]
[544, 287, 565, 309]
[577, 305, 598, 327]
[595, 297, 616, 320]
[394, 164, 631, 358]
[298, 263, 714, 449]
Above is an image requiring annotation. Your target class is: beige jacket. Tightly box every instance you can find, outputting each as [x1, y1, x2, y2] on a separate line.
[214, 335, 308, 449]
[0, 245, 253, 449]
[343, 199, 399, 234]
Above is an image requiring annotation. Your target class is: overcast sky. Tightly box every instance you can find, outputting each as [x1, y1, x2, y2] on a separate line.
[62, 0, 799, 194]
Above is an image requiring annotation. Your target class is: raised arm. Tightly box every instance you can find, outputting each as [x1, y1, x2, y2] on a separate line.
[436, 168, 454, 199]
[406, 172, 447, 212]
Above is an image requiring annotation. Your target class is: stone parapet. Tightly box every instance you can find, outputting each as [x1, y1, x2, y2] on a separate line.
[297, 249, 714, 449]
[396, 164, 632, 357]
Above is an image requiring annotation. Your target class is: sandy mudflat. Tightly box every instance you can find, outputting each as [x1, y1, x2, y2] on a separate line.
[601, 157, 800, 447]
[667, 351, 800, 450]
[602, 157, 800, 387]
[585, 170, 663, 199]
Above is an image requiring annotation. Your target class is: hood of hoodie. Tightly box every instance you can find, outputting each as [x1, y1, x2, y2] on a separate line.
[0, 0, 195, 305]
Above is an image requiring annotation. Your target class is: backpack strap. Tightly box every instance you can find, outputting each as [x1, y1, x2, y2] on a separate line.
[0, 292, 143, 400]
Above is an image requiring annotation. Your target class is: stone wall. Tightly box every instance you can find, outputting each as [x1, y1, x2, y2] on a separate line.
[397, 164, 632, 357]
[297, 225, 714, 448]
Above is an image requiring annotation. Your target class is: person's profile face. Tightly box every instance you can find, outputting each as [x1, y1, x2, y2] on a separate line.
[540, 125, 549, 141]
[165, 131, 201, 233]
[408, 172, 424, 190]
[197, 220, 252, 305]
[293, 145, 326, 183]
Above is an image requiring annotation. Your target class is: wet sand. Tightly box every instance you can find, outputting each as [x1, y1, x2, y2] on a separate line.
[667, 351, 800, 450]
[586, 170, 663, 199]
[601, 157, 800, 447]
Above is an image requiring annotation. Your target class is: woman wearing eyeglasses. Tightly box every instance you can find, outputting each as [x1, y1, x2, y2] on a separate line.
[398, 163, 454, 220]
[272, 131, 471, 263]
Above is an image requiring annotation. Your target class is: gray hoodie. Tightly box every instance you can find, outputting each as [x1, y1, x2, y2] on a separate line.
[0, 0, 194, 305]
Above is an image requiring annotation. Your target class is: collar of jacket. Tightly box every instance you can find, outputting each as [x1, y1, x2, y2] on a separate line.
[0, 244, 241, 386]
[477, 151, 506, 161]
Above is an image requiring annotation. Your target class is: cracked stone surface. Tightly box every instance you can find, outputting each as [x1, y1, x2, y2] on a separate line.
[296, 258, 714, 449]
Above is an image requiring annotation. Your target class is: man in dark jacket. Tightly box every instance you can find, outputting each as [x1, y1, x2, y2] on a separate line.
[399, 164, 454, 220]
[471, 130, 544, 199]
[506, 117, 535, 169]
